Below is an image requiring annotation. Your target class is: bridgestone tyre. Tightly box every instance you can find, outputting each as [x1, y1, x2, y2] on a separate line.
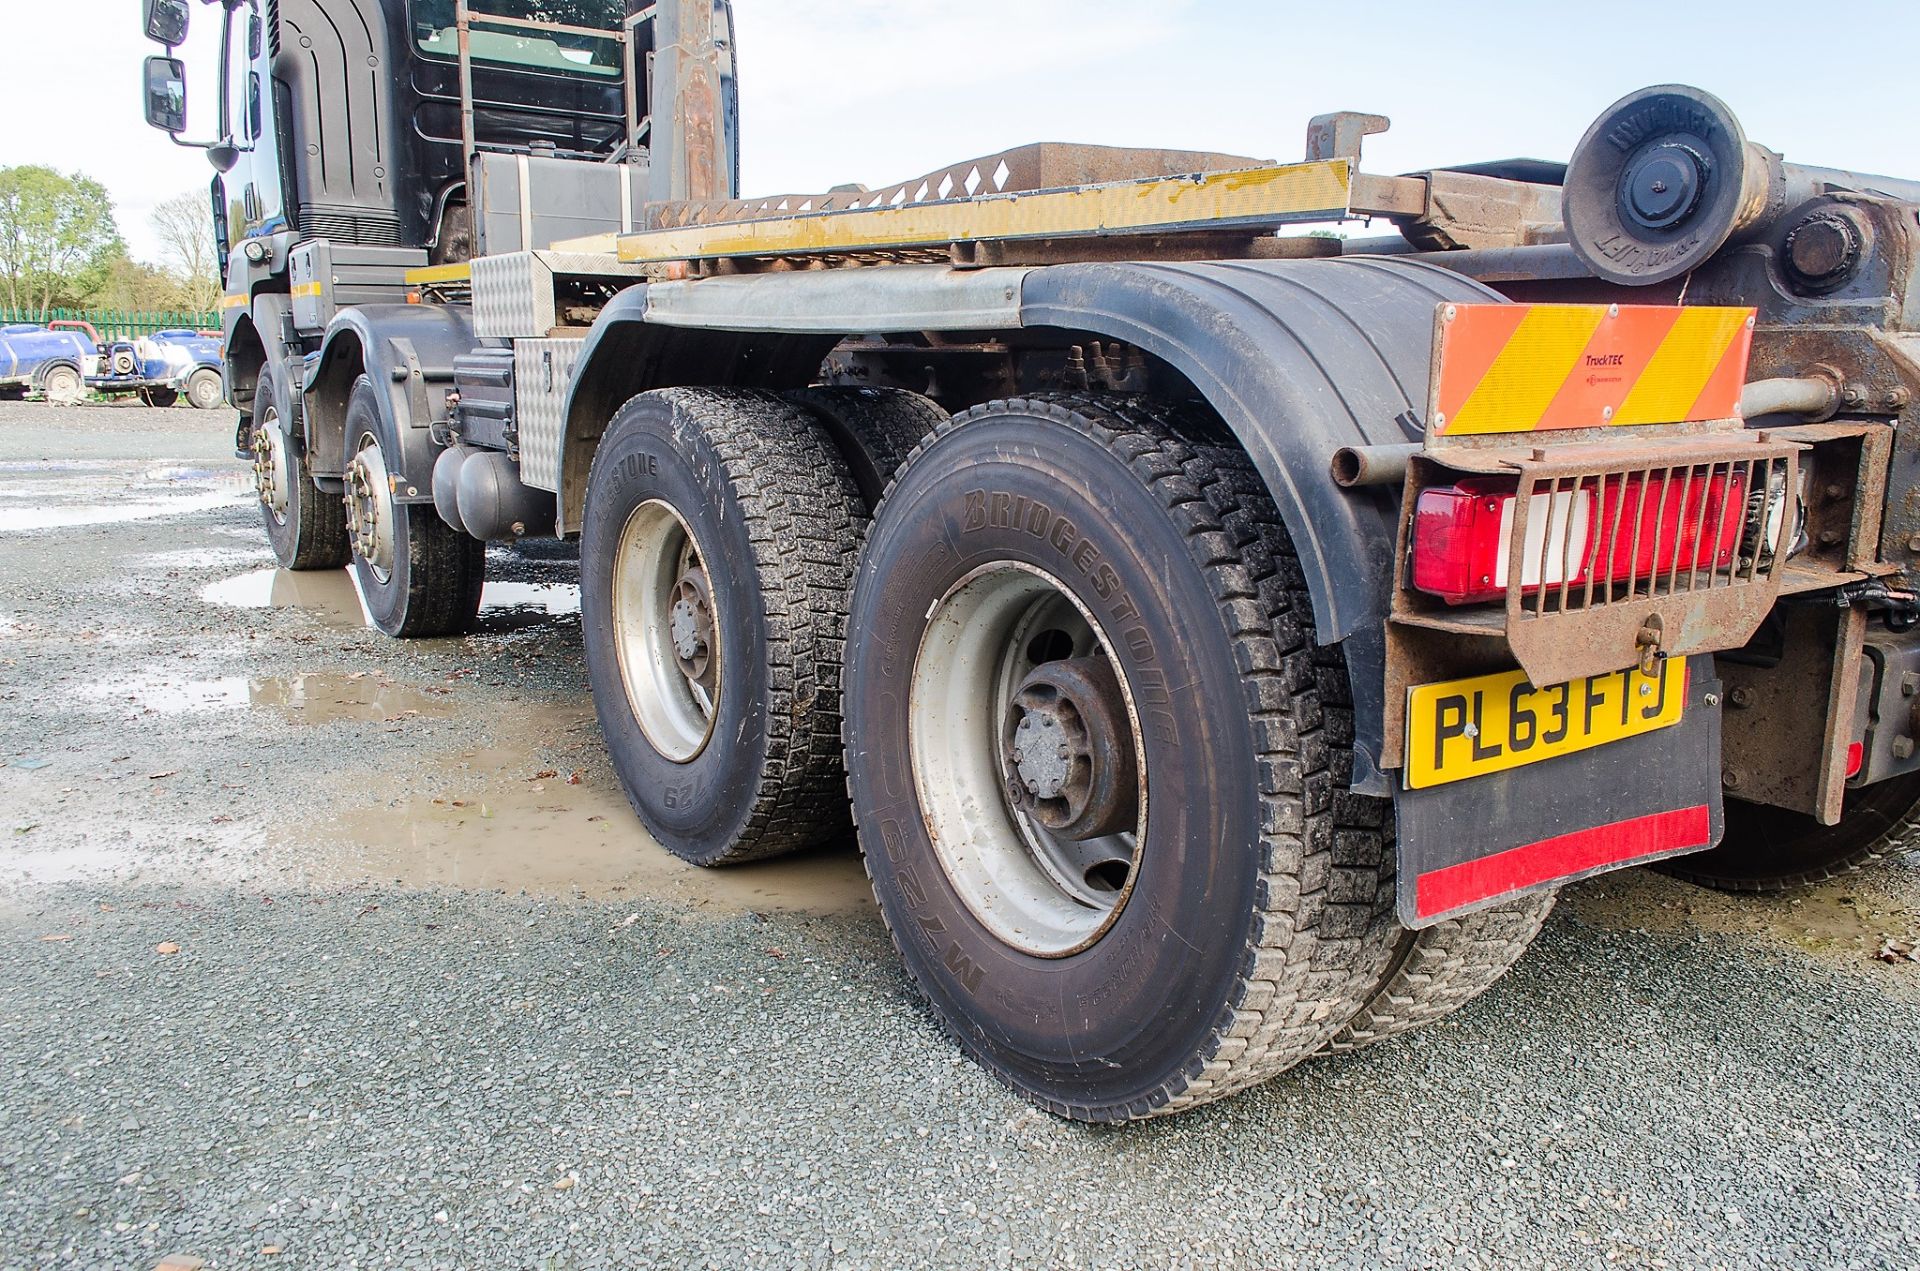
[1661, 771, 1920, 892]
[345, 376, 485, 637]
[186, 368, 224, 410]
[1322, 891, 1555, 1054]
[256, 368, 351, 572]
[580, 388, 864, 866]
[844, 395, 1399, 1121]
[786, 387, 947, 513]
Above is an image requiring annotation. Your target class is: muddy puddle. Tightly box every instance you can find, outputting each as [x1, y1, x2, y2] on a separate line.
[295, 706, 872, 914]
[0, 461, 252, 532]
[201, 568, 580, 631]
[85, 669, 451, 723]
[1564, 865, 1920, 975]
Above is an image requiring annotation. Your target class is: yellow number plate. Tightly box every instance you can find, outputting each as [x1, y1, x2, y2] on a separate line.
[1405, 661, 1683, 790]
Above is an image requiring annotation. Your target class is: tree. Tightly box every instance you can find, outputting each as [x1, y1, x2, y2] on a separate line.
[149, 190, 222, 312]
[0, 166, 124, 315]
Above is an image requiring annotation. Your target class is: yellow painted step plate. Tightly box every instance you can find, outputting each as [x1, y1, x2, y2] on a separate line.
[615, 160, 1354, 264]
[1405, 660, 1683, 790]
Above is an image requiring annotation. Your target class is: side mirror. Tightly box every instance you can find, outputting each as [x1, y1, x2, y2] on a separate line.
[143, 0, 190, 46]
[143, 56, 188, 135]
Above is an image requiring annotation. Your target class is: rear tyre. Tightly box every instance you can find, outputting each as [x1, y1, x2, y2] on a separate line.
[253, 367, 351, 571]
[1660, 772, 1920, 892]
[139, 387, 180, 409]
[844, 395, 1399, 1121]
[186, 369, 224, 410]
[786, 387, 947, 512]
[1322, 892, 1555, 1054]
[343, 375, 484, 637]
[580, 388, 863, 865]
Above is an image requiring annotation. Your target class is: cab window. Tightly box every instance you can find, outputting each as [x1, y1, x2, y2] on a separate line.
[410, 1, 626, 78]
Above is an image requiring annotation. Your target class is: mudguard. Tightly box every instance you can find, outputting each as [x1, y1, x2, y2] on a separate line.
[559, 255, 1500, 790]
[306, 303, 476, 501]
[1021, 257, 1503, 791]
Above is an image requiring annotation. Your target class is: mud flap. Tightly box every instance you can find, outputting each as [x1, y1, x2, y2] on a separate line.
[1394, 655, 1723, 927]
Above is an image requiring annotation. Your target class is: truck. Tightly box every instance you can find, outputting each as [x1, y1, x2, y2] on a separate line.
[140, 0, 1920, 1121]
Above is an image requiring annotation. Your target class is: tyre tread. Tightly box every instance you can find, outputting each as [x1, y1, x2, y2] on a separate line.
[852, 393, 1398, 1120]
[590, 387, 864, 864]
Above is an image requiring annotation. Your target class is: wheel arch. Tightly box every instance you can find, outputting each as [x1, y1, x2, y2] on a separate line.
[32, 357, 84, 390]
[307, 303, 475, 497]
[1018, 257, 1504, 790]
[224, 313, 268, 416]
[557, 287, 838, 534]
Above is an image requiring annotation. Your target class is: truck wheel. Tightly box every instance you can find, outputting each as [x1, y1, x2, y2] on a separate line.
[580, 387, 863, 865]
[343, 376, 484, 638]
[1659, 772, 1920, 892]
[1322, 892, 1556, 1054]
[843, 395, 1399, 1120]
[186, 369, 224, 410]
[786, 387, 946, 512]
[252, 368, 350, 572]
[39, 364, 82, 403]
[139, 387, 180, 409]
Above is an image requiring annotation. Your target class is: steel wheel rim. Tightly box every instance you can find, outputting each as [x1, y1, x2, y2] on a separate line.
[909, 562, 1147, 958]
[610, 499, 721, 763]
[252, 405, 291, 526]
[344, 432, 396, 582]
[44, 367, 79, 400]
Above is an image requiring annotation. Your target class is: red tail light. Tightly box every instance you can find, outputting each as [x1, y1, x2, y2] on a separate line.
[1412, 470, 1748, 606]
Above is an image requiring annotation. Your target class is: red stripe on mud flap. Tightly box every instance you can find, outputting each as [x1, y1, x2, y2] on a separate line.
[1415, 805, 1712, 920]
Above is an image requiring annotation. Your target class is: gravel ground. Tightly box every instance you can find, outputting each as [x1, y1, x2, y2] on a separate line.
[1, 400, 1917, 1269]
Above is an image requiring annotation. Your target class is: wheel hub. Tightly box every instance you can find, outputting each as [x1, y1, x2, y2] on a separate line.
[250, 423, 289, 523]
[610, 500, 722, 763]
[668, 566, 718, 700]
[344, 440, 396, 576]
[1002, 655, 1138, 842]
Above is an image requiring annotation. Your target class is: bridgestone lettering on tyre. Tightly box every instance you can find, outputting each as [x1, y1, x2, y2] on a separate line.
[581, 388, 863, 866]
[843, 394, 1400, 1121]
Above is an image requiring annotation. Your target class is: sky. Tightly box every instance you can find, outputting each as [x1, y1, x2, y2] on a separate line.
[4, 0, 1918, 269]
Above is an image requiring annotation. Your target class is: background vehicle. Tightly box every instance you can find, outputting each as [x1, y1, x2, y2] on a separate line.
[0, 321, 95, 401]
[142, 0, 1920, 1120]
[89, 328, 226, 407]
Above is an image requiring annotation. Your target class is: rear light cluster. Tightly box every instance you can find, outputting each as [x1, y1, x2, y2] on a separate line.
[1411, 469, 1752, 607]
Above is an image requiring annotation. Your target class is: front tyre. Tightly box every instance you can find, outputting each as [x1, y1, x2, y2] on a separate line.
[580, 388, 863, 865]
[343, 375, 484, 637]
[1660, 772, 1920, 892]
[252, 367, 350, 571]
[844, 395, 1399, 1121]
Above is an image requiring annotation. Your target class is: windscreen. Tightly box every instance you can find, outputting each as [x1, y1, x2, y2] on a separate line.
[410, 0, 628, 78]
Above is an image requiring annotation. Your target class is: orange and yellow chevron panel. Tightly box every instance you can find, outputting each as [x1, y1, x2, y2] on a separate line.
[1430, 303, 1756, 437]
